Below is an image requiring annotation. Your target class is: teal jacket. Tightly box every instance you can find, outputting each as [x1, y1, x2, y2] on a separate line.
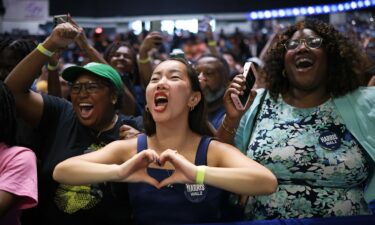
[235, 87, 375, 203]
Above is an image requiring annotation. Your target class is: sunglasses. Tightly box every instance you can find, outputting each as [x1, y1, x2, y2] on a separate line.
[284, 37, 323, 50]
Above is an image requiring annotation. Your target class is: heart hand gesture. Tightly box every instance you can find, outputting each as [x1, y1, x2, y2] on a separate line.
[118, 149, 160, 187]
[157, 149, 198, 189]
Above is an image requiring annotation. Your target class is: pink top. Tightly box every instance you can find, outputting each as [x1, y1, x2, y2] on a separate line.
[0, 143, 38, 225]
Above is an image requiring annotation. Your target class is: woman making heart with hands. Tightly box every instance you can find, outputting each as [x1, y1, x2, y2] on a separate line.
[53, 58, 277, 225]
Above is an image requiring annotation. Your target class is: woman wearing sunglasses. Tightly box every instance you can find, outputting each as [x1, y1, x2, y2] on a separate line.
[218, 19, 375, 221]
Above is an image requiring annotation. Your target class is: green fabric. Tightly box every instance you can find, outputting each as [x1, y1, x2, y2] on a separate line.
[332, 87, 375, 203]
[235, 87, 375, 203]
[62, 62, 123, 93]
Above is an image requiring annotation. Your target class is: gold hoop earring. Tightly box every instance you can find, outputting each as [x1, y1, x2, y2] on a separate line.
[282, 69, 287, 77]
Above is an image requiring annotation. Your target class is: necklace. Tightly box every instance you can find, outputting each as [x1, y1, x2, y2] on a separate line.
[96, 114, 118, 138]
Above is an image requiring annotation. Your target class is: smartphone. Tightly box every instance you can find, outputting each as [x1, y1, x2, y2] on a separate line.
[230, 62, 257, 110]
[198, 16, 212, 33]
[53, 14, 68, 27]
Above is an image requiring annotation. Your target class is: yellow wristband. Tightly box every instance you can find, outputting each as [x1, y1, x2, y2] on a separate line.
[208, 40, 217, 46]
[138, 57, 150, 64]
[47, 63, 59, 71]
[37, 44, 54, 57]
[196, 166, 206, 184]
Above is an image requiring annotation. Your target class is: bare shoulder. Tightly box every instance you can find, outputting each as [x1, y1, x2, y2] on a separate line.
[207, 139, 244, 167]
[208, 139, 241, 153]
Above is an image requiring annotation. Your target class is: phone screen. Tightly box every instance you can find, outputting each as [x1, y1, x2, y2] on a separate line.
[198, 16, 212, 32]
[239, 62, 256, 106]
[53, 15, 68, 27]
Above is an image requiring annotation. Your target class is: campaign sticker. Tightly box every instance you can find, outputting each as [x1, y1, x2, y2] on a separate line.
[184, 184, 207, 203]
[318, 131, 341, 150]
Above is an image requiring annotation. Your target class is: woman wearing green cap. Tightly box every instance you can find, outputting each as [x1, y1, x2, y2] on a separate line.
[5, 21, 142, 225]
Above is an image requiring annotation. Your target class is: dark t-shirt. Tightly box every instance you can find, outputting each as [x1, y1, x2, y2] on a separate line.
[31, 94, 142, 225]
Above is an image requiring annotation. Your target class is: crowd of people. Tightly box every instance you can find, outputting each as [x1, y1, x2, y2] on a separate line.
[0, 13, 374, 225]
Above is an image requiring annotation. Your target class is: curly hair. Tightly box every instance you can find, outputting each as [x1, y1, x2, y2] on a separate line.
[264, 19, 370, 100]
[0, 81, 17, 146]
[143, 58, 213, 137]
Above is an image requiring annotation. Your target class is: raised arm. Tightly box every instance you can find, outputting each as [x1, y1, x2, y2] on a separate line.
[138, 31, 163, 87]
[46, 51, 63, 98]
[70, 18, 108, 64]
[5, 23, 79, 127]
[205, 24, 219, 57]
[216, 74, 256, 144]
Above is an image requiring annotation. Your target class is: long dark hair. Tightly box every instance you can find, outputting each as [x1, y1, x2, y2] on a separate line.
[264, 19, 371, 100]
[143, 58, 213, 137]
[0, 81, 17, 146]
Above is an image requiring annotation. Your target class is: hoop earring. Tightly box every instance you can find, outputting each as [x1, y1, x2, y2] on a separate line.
[282, 69, 287, 78]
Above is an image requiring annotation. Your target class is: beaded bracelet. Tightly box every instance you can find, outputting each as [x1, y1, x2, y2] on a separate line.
[37, 44, 54, 57]
[196, 166, 206, 184]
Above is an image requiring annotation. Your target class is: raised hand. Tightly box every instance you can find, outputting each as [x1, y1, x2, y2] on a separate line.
[69, 17, 89, 50]
[43, 22, 80, 51]
[224, 74, 257, 120]
[139, 32, 163, 54]
[119, 125, 141, 140]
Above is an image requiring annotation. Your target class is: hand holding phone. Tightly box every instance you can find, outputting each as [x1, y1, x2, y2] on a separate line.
[230, 62, 257, 110]
[53, 14, 69, 27]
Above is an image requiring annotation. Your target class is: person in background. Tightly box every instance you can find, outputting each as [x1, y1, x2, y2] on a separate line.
[53, 58, 277, 225]
[0, 38, 41, 155]
[0, 38, 37, 82]
[0, 81, 38, 225]
[218, 19, 375, 220]
[5, 22, 142, 225]
[222, 50, 242, 79]
[195, 54, 230, 129]
[104, 31, 163, 117]
[103, 42, 140, 115]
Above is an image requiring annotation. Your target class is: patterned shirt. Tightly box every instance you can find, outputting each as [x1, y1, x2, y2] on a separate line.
[245, 95, 371, 219]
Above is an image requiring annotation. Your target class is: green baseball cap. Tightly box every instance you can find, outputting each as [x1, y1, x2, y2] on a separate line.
[62, 62, 123, 93]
